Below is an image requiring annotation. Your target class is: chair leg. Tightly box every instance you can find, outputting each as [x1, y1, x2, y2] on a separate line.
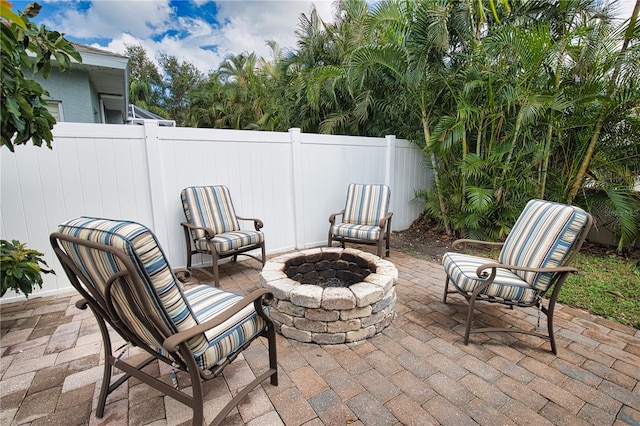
[212, 250, 220, 287]
[464, 297, 478, 346]
[260, 243, 266, 266]
[443, 276, 450, 304]
[546, 299, 558, 355]
[94, 314, 114, 418]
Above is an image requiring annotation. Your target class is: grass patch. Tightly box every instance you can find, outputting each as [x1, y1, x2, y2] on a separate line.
[559, 253, 640, 329]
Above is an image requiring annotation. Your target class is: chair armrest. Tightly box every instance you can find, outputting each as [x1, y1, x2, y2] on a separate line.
[329, 210, 345, 225]
[236, 216, 264, 231]
[162, 288, 273, 352]
[377, 212, 393, 228]
[476, 262, 579, 279]
[452, 239, 504, 250]
[181, 221, 217, 239]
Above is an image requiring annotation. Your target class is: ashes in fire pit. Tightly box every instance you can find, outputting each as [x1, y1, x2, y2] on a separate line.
[260, 247, 398, 344]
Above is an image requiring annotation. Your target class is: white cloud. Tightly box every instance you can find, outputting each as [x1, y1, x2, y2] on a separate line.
[214, 1, 334, 58]
[48, 0, 335, 73]
[46, 0, 174, 39]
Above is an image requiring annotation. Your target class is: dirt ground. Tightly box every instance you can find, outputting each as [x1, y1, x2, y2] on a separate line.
[390, 214, 640, 264]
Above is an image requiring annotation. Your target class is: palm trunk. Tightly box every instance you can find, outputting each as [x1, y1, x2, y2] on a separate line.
[422, 109, 452, 235]
[567, 0, 639, 203]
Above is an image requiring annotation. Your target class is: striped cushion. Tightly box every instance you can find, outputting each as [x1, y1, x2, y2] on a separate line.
[181, 186, 241, 243]
[499, 200, 589, 291]
[194, 230, 265, 254]
[330, 223, 381, 241]
[184, 285, 266, 368]
[343, 184, 390, 226]
[57, 217, 267, 369]
[443, 252, 539, 304]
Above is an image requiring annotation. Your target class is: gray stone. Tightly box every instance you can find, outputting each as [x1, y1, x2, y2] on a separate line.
[293, 317, 327, 333]
[321, 287, 356, 310]
[340, 305, 372, 320]
[290, 284, 323, 308]
[327, 319, 361, 333]
[346, 326, 376, 342]
[305, 308, 340, 322]
[277, 300, 306, 317]
[365, 273, 395, 293]
[371, 288, 396, 313]
[312, 332, 346, 345]
[269, 309, 294, 327]
[281, 325, 312, 342]
[262, 278, 298, 300]
[349, 282, 384, 307]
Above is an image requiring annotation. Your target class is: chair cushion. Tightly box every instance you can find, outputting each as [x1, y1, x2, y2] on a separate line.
[330, 223, 382, 241]
[56, 217, 266, 369]
[443, 252, 539, 304]
[194, 230, 265, 254]
[183, 284, 267, 369]
[343, 184, 390, 226]
[181, 186, 241, 241]
[499, 199, 589, 291]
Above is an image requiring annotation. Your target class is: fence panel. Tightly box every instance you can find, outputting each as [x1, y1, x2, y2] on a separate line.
[1, 122, 430, 302]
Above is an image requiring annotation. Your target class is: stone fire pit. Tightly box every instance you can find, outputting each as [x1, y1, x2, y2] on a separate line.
[259, 247, 397, 344]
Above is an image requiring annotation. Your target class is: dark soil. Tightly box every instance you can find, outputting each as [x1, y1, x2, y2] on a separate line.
[390, 214, 640, 264]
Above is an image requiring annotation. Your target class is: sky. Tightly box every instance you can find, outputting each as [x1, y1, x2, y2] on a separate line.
[10, 0, 638, 74]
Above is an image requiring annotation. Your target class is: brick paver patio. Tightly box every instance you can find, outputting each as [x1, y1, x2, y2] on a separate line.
[1, 249, 639, 425]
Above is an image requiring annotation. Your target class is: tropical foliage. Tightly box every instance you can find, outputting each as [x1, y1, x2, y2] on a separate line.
[132, 0, 640, 251]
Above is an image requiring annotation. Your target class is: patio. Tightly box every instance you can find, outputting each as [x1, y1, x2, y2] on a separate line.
[1, 248, 639, 425]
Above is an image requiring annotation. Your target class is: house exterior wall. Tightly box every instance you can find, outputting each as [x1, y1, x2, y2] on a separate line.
[33, 69, 99, 123]
[0, 123, 432, 302]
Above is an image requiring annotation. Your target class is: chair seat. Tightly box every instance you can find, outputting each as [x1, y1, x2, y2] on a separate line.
[194, 230, 265, 254]
[331, 223, 382, 241]
[442, 252, 538, 304]
[184, 284, 267, 369]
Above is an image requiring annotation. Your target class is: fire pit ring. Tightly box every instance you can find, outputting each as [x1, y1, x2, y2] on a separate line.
[259, 247, 397, 344]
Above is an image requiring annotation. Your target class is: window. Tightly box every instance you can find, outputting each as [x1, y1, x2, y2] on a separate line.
[45, 101, 63, 122]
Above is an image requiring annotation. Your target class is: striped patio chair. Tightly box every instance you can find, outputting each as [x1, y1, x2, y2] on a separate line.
[328, 183, 393, 257]
[50, 217, 277, 425]
[442, 199, 593, 354]
[181, 185, 265, 287]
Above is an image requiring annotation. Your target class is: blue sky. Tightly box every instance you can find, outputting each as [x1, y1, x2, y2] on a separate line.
[10, 0, 638, 74]
[11, 0, 335, 73]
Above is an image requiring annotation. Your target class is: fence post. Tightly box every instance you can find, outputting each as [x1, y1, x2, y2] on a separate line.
[289, 128, 305, 249]
[385, 134, 396, 211]
[142, 121, 169, 243]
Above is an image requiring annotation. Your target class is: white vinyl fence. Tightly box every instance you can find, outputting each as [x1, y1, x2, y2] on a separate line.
[1, 122, 431, 302]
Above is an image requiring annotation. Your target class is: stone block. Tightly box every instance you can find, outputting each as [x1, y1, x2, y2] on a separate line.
[277, 300, 306, 317]
[327, 319, 361, 333]
[293, 317, 327, 333]
[269, 309, 294, 327]
[340, 306, 372, 320]
[321, 287, 356, 310]
[349, 282, 384, 307]
[346, 326, 376, 342]
[371, 288, 396, 313]
[263, 278, 298, 301]
[290, 285, 323, 308]
[365, 273, 395, 293]
[281, 325, 312, 343]
[312, 332, 346, 345]
[306, 308, 340, 322]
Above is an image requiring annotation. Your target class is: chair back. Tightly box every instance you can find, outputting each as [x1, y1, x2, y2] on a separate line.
[181, 186, 241, 241]
[51, 217, 207, 358]
[499, 200, 590, 291]
[343, 183, 391, 226]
